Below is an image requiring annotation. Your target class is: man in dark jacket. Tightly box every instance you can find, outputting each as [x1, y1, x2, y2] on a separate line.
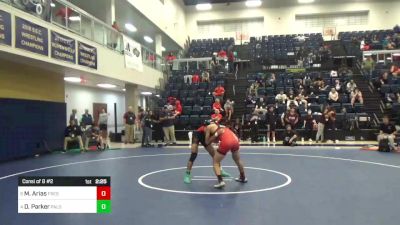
[63, 120, 84, 153]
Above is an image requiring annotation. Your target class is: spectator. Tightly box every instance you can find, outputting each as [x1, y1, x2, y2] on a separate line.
[167, 96, 177, 105]
[184, 73, 193, 84]
[318, 80, 329, 92]
[316, 114, 328, 143]
[284, 108, 299, 128]
[211, 109, 223, 123]
[362, 56, 375, 76]
[84, 126, 103, 151]
[160, 105, 177, 145]
[334, 79, 342, 93]
[202, 70, 210, 82]
[152, 111, 163, 143]
[283, 125, 298, 147]
[69, 109, 78, 125]
[98, 108, 109, 149]
[256, 97, 267, 111]
[377, 116, 397, 151]
[228, 50, 235, 73]
[328, 88, 339, 103]
[55, 5, 73, 25]
[391, 64, 400, 77]
[245, 95, 257, 105]
[346, 80, 357, 93]
[275, 90, 287, 104]
[123, 106, 136, 144]
[224, 99, 234, 121]
[266, 73, 276, 87]
[218, 48, 227, 59]
[249, 112, 260, 143]
[63, 120, 84, 153]
[212, 98, 223, 112]
[382, 36, 396, 50]
[192, 73, 200, 84]
[303, 109, 316, 142]
[213, 84, 225, 101]
[266, 106, 277, 143]
[330, 70, 338, 78]
[81, 109, 93, 128]
[296, 89, 308, 110]
[142, 111, 154, 147]
[174, 100, 182, 116]
[326, 106, 337, 130]
[287, 90, 298, 108]
[249, 82, 259, 97]
[350, 88, 364, 106]
[111, 21, 122, 49]
[166, 52, 176, 71]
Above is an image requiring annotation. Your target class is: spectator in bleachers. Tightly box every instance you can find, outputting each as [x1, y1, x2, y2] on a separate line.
[218, 48, 227, 59]
[346, 80, 357, 93]
[213, 84, 225, 101]
[316, 113, 328, 143]
[211, 109, 223, 123]
[284, 108, 299, 128]
[283, 125, 298, 147]
[192, 73, 200, 84]
[256, 97, 267, 111]
[202, 70, 210, 82]
[267, 73, 276, 88]
[228, 50, 235, 73]
[390, 63, 400, 77]
[184, 73, 193, 84]
[378, 115, 397, 151]
[63, 120, 84, 153]
[249, 82, 259, 97]
[287, 90, 298, 108]
[266, 106, 277, 143]
[167, 96, 177, 105]
[362, 56, 375, 76]
[330, 70, 338, 78]
[318, 80, 329, 92]
[303, 109, 316, 142]
[69, 109, 78, 125]
[382, 36, 396, 50]
[296, 89, 308, 111]
[350, 88, 364, 106]
[160, 105, 176, 145]
[213, 99, 224, 112]
[379, 72, 390, 88]
[174, 100, 182, 116]
[245, 95, 257, 105]
[334, 79, 342, 93]
[372, 35, 380, 45]
[275, 90, 288, 104]
[224, 99, 234, 121]
[81, 109, 93, 128]
[328, 88, 340, 104]
[124, 106, 136, 144]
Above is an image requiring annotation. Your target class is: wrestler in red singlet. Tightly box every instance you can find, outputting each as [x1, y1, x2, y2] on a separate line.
[215, 126, 240, 155]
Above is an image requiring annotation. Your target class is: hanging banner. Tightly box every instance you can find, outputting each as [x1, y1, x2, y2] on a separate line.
[15, 17, 48, 56]
[123, 35, 143, 72]
[78, 41, 97, 69]
[51, 31, 76, 64]
[0, 10, 12, 46]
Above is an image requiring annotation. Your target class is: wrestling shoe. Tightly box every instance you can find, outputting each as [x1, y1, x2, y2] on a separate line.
[183, 173, 192, 184]
[235, 177, 248, 183]
[221, 169, 231, 178]
[213, 181, 226, 189]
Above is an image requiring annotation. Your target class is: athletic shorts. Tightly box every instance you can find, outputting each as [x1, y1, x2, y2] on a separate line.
[99, 124, 107, 131]
[192, 131, 207, 148]
[267, 123, 276, 131]
[218, 140, 240, 155]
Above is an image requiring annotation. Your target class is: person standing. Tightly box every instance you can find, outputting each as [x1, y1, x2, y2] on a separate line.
[124, 106, 136, 144]
[266, 106, 277, 143]
[81, 109, 93, 128]
[316, 114, 328, 143]
[303, 110, 316, 142]
[142, 111, 154, 147]
[160, 105, 177, 145]
[69, 109, 78, 125]
[99, 108, 109, 149]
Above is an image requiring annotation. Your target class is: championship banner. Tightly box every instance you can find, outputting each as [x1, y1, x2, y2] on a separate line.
[78, 42, 97, 70]
[15, 17, 48, 56]
[123, 35, 143, 72]
[51, 31, 76, 64]
[0, 10, 12, 46]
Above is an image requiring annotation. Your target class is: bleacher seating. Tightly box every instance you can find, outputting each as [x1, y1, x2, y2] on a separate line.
[188, 38, 235, 58]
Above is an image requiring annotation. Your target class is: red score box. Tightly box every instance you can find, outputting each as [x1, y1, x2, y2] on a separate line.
[97, 186, 111, 200]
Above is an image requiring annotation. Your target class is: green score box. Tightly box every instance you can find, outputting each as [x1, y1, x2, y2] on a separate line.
[97, 200, 111, 214]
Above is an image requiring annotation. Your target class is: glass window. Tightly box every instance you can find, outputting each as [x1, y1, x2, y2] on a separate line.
[93, 21, 105, 45]
[51, 0, 68, 28]
[67, 8, 81, 34]
[80, 14, 92, 40]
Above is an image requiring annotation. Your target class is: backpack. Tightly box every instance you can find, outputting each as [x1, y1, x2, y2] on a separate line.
[378, 138, 391, 152]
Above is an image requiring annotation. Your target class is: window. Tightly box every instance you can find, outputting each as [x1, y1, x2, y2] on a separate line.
[295, 11, 369, 28]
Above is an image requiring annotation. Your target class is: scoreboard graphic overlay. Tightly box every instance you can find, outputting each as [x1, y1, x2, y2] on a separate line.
[18, 177, 111, 214]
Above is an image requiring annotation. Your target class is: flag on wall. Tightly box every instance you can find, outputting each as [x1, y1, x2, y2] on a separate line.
[123, 35, 143, 72]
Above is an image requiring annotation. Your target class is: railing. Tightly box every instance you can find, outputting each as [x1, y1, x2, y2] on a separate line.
[0, 0, 165, 71]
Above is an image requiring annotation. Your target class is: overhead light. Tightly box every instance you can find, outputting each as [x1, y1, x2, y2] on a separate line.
[122, 88, 126, 91]
[97, 83, 116, 88]
[161, 46, 166, 51]
[298, 0, 314, 3]
[50, 3, 55, 7]
[245, 0, 262, 7]
[144, 36, 153, 43]
[64, 77, 81, 83]
[125, 23, 137, 32]
[69, 16, 81, 21]
[155, 94, 160, 97]
[196, 3, 212, 11]
[393, 53, 400, 56]
[141, 92, 152, 96]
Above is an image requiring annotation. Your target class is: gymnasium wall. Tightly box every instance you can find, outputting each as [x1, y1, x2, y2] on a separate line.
[185, 1, 400, 41]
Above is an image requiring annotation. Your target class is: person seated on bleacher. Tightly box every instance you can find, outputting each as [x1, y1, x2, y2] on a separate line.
[174, 100, 182, 116]
[85, 126, 104, 150]
[378, 115, 397, 151]
[287, 90, 298, 108]
[296, 89, 308, 111]
[63, 120, 84, 153]
[334, 79, 342, 93]
[275, 90, 288, 105]
[224, 99, 234, 121]
[184, 73, 193, 84]
[318, 80, 329, 92]
[249, 112, 261, 143]
[350, 88, 364, 106]
[328, 88, 340, 104]
[192, 73, 200, 84]
[382, 36, 396, 50]
[255, 97, 267, 111]
[213, 98, 223, 112]
[245, 95, 257, 105]
[390, 64, 400, 77]
[284, 108, 299, 129]
[346, 80, 357, 93]
[265, 73, 276, 88]
[202, 70, 210, 82]
[213, 84, 225, 101]
[249, 82, 259, 97]
[283, 125, 298, 147]
[211, 109, 223, 123]
[217, 48, 227, 59]
[167, 96, 177, 105]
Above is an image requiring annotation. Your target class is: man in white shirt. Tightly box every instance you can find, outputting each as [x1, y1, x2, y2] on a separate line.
[328, 88, 339, 103]
[275, 91, 287, 104]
